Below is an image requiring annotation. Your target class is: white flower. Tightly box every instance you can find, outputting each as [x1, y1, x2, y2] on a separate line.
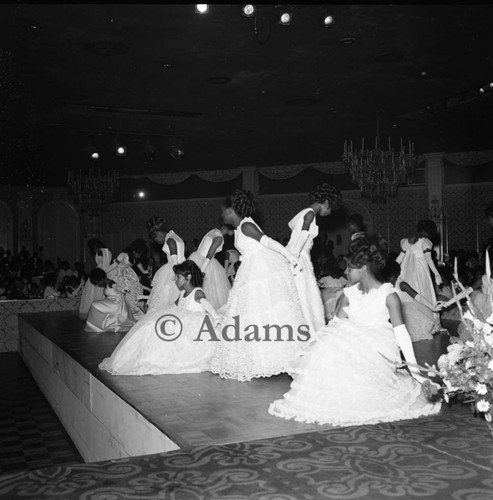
[475, 383, 488, 395]
[484, 332, 493, 347]
[465, 341, 475, 348]
[443, 393, 449, 403]
[444, 379, 460, 392]
[488, 360, 493, 371]
[483, 323, 493, 336]
[476, 400, 491, 413]
[486, 412, 492, 422]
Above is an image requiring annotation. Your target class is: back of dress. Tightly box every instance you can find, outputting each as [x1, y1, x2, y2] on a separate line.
[196, 229, 224, 258]
[234, 217, 263, 257]
[163, 230, 185, 262]
[177, 288, 205, 313]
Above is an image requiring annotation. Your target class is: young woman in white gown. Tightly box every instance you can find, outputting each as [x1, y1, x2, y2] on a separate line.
[396, 219, 442, 335]
[286, 183, 342, 332]
[208, 189, 309, 382]
[188, 227, 231, 309]
[145, 217, 185, 312]
[98, 260, 221, 375]
[79, 239, 112, 320]
[84, 268, 135, 333]
[269, 234, 441, 426]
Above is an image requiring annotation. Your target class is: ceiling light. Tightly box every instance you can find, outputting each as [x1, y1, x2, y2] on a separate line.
[489, 82, 493, 88]
[91, 152, 99, 161]
[242, 4, 255, 17]
[195, 4, 209, 14]
[279, 10, 292, 26]
[479, 87, 485, 94]
[323, 15, 335, 27]
[85, 140, 99, 161]
[138, 191, 145, 199]
[114, 139, 127, 156]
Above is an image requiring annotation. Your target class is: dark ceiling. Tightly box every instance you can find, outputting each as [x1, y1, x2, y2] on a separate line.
[1, 3, 493, 187]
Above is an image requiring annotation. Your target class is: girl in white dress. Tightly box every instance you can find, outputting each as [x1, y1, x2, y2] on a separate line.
[145, 217, 185, 312]
[188, 228, 231, 309]
[396, 219, 442, 335]
[208, 189, 309, 382]
[79, 240, 112, 320]
[269, 234, 441, 426]
[98, 260, 221, 375]
[105, 252, 144, 321]
[286, 183, 342, 331]
[84, 268, 135, 333]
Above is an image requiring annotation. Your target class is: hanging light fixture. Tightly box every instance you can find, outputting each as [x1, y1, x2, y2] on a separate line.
[67, 169, 120, 216]
[195, 4, 209, 14]
[277, 5, 293, 26]
[166, 137, 185, 160]
[342, 112, 417, 203]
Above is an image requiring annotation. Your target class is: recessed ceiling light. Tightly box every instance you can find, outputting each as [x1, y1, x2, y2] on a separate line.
[207, 76, 232, 84]
[340, 37, 356, 45]
[323, 15, 335, 27]
[420, 71, 428, 77]
[242, 4, 255, 17]
[195, 4, 209, 14]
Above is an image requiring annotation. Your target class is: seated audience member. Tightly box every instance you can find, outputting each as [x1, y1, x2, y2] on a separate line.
[9, 278, 28, 300]
[43, 273, 61, 299]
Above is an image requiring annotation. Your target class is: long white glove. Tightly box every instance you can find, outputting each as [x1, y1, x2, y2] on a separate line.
[415, 293, 435, 310]
[260, 235, 301, 270]
[199, 298, 223, 324]
[200, 258, 211, 273]
[291, 230, 310, 258]
[393, 324, 426, 383]
[168, 254, 179, 266]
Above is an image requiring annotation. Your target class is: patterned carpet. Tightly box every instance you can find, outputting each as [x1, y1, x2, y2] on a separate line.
[0, 402, 492, 499]
[0, 353, 82, 475]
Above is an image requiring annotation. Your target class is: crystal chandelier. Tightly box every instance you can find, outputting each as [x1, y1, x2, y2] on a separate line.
[67, 169, 119, 216]
[342, 115, 417, 203]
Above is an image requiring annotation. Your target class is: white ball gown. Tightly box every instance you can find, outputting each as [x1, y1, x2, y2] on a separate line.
[269, 283, 441, 426]
[146, 230, 185, 312]
[208, 217, 308, 381]
[84, 285, 135, 333]
[286, 208, 325, 332]
[189, 228, 231, 309]
[396, 237, 440, 335]
[78, 248, 112, 320]
[98, 287, 217, 375]
[106, 253, 144, 321]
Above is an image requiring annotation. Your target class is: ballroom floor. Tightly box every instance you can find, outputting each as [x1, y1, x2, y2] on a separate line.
[1, 320, 492, 499]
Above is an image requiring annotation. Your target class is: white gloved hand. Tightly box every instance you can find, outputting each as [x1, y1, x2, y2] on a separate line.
[393, 324, 426, 383]
[199, 298, 223, 324]
[291, 230, 310, 258]
[260, 235, 302, 271]
[200, 258, 211, 273]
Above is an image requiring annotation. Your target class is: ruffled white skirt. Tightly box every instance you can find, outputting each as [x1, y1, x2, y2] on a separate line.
[269, 317, 441, 426]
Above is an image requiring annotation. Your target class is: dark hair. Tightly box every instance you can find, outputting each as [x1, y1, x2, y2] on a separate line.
[89, 268, 107, 287]
[173, 260, 204, 287]
[223, 189, 256, 218]
[381, 259, 401, 284]
[485, 201, 493, 218]
[417, 219, 437, 240]
[348, 213, 365, 231]
[348, 234, 388, 277]
[87, 239, 105, 256]
[146, 216, 167, 238]
[309, 183, 342, 209]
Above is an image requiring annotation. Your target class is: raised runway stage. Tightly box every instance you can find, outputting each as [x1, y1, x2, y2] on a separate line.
[18, 311, 331, 462]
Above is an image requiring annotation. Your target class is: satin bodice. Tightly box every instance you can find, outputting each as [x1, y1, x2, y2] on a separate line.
[163, 230, 185, 262]
[234, 217, 264, 258]
[196, 229, 224, 258]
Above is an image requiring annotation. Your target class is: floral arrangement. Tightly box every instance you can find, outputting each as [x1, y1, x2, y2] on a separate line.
[415, 256, 493, 434]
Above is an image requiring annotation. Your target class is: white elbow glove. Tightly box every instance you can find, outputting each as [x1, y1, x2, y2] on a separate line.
[393, 324, 425, 383]
[199, 298, 222, 323]
[291, 230, 310, 258]
[415, 293, 434, 310]
[260, 235, 301, 270]
[169, 255, 179, 266]
[200, 258, 211, 273]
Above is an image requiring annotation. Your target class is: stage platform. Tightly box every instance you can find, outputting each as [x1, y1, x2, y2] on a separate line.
[18, 311, 336, 463]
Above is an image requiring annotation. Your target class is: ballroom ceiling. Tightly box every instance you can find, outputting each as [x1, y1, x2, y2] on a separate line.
[1, 3, 493, 186]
